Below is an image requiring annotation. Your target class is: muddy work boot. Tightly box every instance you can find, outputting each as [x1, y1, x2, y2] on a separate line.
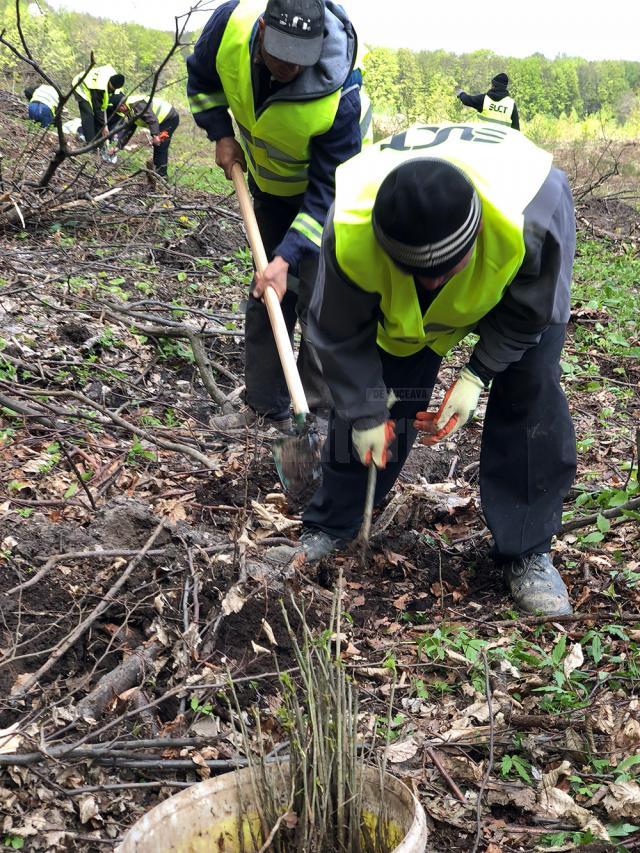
[263, 529, 349, 569]
[210, 407, 292, 433]
[300, 528, 349, 562]
[504, 553, 573, 616]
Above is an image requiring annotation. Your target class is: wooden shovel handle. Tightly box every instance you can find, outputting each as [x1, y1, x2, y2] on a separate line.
[231, 163, 309, 419]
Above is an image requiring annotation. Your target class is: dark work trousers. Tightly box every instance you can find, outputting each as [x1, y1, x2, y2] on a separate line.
[303, 324, 576, 559]
[77, 93, 105, 145]
[245, 182, 332, 421]
[153, 111, 180, 177]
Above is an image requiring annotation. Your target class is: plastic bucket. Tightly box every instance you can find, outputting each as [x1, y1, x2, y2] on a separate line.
[117, 763, 428, 852]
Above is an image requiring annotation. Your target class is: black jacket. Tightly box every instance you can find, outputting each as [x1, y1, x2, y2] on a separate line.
[458, 84, 520, 130]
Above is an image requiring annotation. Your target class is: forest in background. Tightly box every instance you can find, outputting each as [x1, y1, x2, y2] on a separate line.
[0, 0, 191, 110]
[363, 47, 640, 140]
[1, 0, 640, 143]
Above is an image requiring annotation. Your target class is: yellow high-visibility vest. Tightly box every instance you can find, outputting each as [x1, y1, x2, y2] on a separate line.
[333, 123, 553, 357]
[482, 95, 515, 126]
[31, 84, 59, 111]
[127, 94, 174, 125]
[72, 65, 118, 111]
[215, 0, 343, 198]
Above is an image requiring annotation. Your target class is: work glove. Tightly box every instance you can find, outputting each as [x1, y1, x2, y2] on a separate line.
[413, 367, 484, 446]
[455, 87, 463, 96]
[352, 390, 397, 468]
[352, 420, 396, 468]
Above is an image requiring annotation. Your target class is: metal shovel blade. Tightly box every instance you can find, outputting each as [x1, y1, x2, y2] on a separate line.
[272, 422, 322, 502]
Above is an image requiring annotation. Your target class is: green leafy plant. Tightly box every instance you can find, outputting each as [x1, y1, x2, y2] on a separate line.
[190, 695, 214, 716]
[540, 829, 596, 847]
[500, 753, 532, 784]
[416, 624, 488, 664]
[126, 438, 157, 465]
[524, 634, 590, 712]
[614, 754, 640, 783]
[374, 712, 406, 743]
[38, 442, 61, 473]
[411, 679, 430, 700]
[156, 338, 195, 363]
[98, 326, 121, 348]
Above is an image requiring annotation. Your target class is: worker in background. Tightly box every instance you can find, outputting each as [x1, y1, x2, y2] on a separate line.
[72, 65, 124, 145]
[187, 0, 372, 431]
[24, 83, 59, 128]
[456, 72, 520, 130]
[271, 123, 576, 617]
[110, 93, 180, 177]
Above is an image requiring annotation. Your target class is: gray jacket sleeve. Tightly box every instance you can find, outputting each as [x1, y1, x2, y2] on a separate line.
[469, 167, 575, 383]
[131, 100, 160, 136]
[308, 210, 388, 427]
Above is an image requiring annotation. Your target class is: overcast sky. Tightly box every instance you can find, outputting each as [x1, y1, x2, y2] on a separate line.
[44, 0, 640, 61]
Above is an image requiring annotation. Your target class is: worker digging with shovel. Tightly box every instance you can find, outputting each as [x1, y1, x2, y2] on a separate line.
[186, 0, 372, 434]
[268, 122, 577, 617]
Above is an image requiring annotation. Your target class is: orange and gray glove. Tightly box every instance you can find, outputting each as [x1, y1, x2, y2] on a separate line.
[414, 367, 485, 446]
[352, 420, 396, 468]
[353, 390, 397, 468]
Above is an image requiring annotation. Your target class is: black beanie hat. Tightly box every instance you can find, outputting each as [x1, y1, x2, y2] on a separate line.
[372, 158, 482, 277]
[492, 72, 509, 87]
[109, 74, 125, 90]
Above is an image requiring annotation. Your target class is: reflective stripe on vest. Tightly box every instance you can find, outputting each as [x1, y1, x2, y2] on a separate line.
[291, 212, 323, 247]
[72, 64, 118, 111]
[482, 95, 515, 126]
[333, 123, 553, 357]
[127, 94, 174, 125]
[189, 91, 229, 113]
[215, 0, 344, 196]
[31, 84, 59, 111]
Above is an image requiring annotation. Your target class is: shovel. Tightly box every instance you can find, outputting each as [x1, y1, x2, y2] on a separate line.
[231, 163, 322, 499]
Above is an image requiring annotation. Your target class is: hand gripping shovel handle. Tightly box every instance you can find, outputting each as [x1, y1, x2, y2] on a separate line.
[231, 163, 309, 421]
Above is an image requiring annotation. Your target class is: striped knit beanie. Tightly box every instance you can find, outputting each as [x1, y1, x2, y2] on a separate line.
[372, 158, 482, 277]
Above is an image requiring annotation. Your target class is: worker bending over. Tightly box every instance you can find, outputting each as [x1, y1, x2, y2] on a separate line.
[72, 65, 124, 145]
[24, 84, 59, 128]
[111, 93, 180, 177]
[280, 123, 577, 617]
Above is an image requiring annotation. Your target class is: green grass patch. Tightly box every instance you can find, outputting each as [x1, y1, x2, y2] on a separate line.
[572, 237, 640, 360]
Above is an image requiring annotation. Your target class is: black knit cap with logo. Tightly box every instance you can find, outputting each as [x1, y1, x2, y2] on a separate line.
[372, 158, 482, 277]
[263, 0, 325, 67]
